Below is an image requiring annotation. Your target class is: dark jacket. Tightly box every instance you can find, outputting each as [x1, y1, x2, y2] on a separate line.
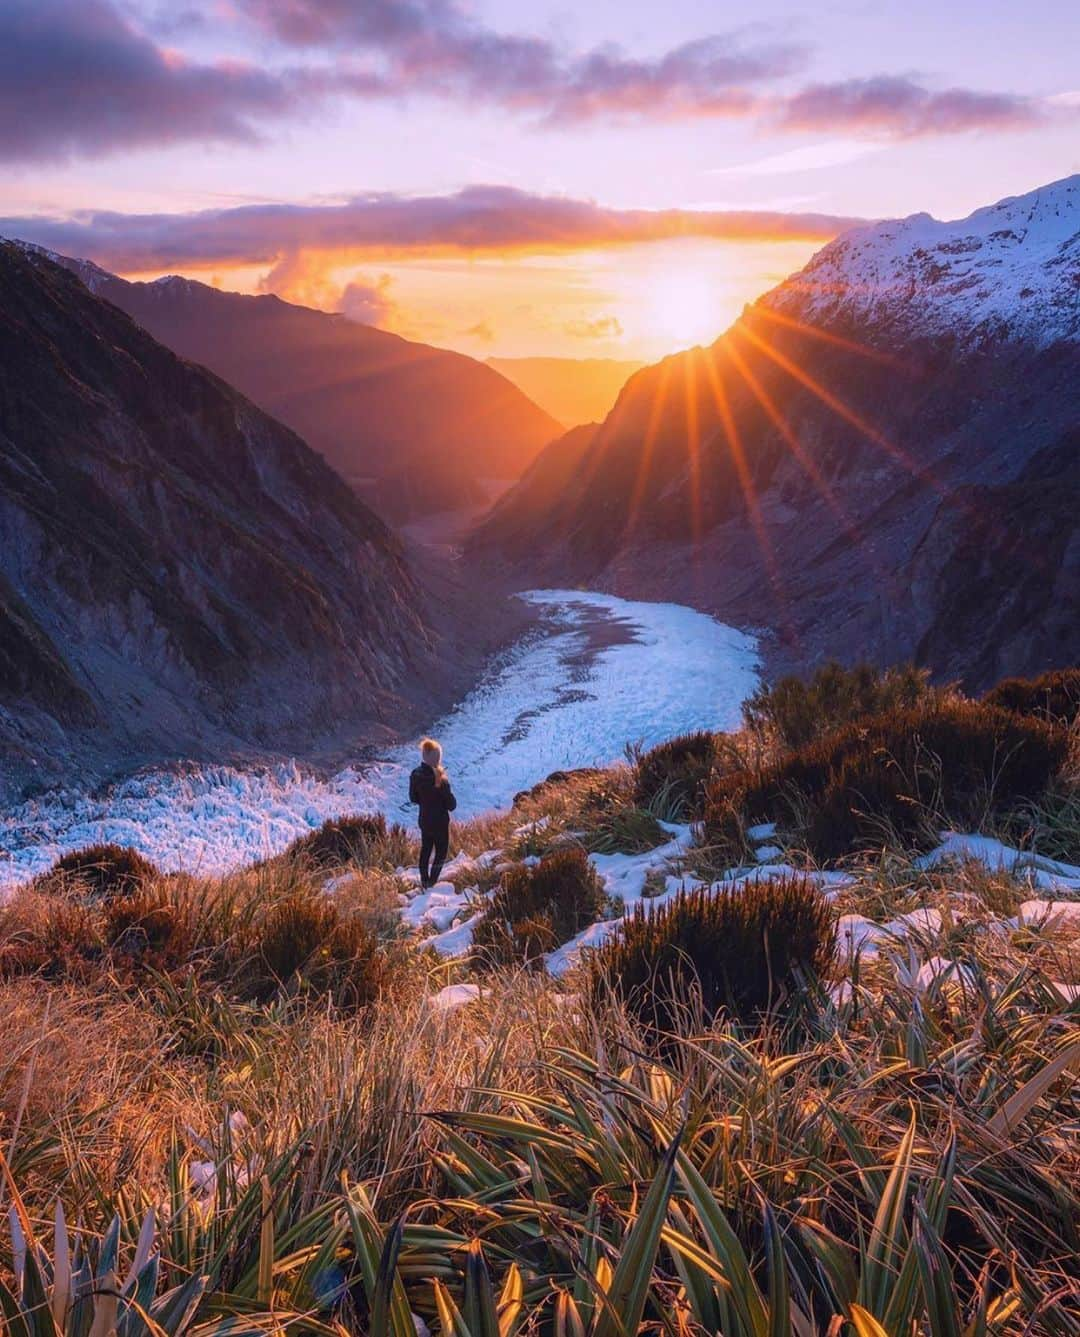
[409, 763, 457, 829]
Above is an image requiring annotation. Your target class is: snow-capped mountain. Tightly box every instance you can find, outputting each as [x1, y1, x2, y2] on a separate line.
[764, 175, 1079, 347]
[471, 177, 1080, 688]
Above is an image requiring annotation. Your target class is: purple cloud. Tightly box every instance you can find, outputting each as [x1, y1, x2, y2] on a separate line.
[778, 76, 1043, 137]
[0, 0, 1056, 164]
[238, 0, 799, 122]
[0, 0, 304, 163]
[0, 186, 865, 271]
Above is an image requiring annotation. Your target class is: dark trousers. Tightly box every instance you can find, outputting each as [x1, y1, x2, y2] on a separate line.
[419, 822, 450, 887]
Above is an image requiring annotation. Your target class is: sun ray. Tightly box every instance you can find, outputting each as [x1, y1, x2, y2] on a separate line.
[733, 322, 935, 486]
[747, 303, 912, 371]
[623, 359, 673, 540]
[700, 349, 795, 640]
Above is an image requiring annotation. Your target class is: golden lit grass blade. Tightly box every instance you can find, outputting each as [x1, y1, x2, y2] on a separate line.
[497, 1263, 524, 1337]
[257, 1176, 274, 1309]
[433, 1277, 469, 1337]
[555, 1291, 586, 1337]
[343, 1184, 416, 1337]
[858, 1112, 916, 1320]
[463, 1240, 500, 1337]
[849, 1304, 890, 1337]
[52, 1200, 71, 1330]
[676, 1150, 768, 1337]
[371, 1216, 406, 1337]
[913, 1203, 962, 1337]
[985, 1036, 1080, 1138]
[762, 1203, 790, 1337]
[592, 1128, 683, 1337]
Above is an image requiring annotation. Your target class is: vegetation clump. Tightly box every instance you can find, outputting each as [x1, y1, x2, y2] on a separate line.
[633, 730, 719, 818]
[705, 700, 1068, 863]
[38, 842, 158, 900]
[473, 846, 605, 964]
[743, 660, 940, 750]
[984, 666, 1080, 726]
[588, 877, 835, 1030]
[280, 813, 404, 868]
[244, 889, 391, 1007]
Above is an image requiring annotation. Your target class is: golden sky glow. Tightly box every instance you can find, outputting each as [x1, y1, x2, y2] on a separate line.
[123, 236, 826, 360]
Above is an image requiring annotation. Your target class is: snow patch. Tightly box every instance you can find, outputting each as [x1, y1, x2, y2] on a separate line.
[0, 592, 758, 891]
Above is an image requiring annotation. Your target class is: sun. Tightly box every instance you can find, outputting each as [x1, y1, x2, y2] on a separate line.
[645, 266, 723, 350]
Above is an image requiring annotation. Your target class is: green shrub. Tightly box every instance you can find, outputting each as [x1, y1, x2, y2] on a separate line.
[705, 701, 1068, 863]
[743, 661, 938, 750]
[246, 891, 391, 1007]
[40, 843, 158, 900]
[583, 805, 668, 854]
[282, 814, 405, 869]
[473, 847, 605, 965]
[588, 878, 835, 1030]
[633, 731, 719, 819]
[984, 667, 1080, 726]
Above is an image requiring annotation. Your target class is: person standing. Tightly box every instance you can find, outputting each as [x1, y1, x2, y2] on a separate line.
[409, 737, 457, 888]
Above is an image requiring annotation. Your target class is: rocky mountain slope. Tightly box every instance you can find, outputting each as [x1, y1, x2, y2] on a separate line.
[471, 177, 1080, 688]
[41, 258, 562, 523]
[0, 242, 439, 801]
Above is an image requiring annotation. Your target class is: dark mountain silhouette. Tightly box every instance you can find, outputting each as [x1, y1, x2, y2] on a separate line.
[471, 177, 1080, 688]
[0, 241, 437, 799]
[45, 259, 563, 522]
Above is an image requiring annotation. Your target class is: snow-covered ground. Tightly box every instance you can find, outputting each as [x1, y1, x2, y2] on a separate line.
[0, 591, 758, 890]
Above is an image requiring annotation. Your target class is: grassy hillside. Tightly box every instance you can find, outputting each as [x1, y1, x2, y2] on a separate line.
[2, 665, 1079, 1334]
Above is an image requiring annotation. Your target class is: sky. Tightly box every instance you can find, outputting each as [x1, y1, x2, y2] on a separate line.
[1, 0, 1077, 360]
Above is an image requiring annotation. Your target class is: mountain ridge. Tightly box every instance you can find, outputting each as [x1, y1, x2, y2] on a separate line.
[0, 241, 440, 800]
[470, 176, 1080, 689]
[10, 247, 563, 523]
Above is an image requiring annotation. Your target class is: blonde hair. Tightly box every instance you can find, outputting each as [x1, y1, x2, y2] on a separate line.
[420, 737, 448, 785]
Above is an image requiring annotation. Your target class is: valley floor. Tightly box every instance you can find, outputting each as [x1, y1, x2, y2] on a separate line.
[0, 590, 758, 889]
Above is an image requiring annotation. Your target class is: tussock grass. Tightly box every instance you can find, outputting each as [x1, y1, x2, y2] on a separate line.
[4, 668, 1080, 1332]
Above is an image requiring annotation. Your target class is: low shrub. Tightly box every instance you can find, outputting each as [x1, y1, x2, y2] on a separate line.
[281, 814, 408, 869]
[633, 732, 719, 818]
[588, 877, 835, 1030]
[103, 888, 196, 972]
[39, 843, 158, 900]
[583, 805, 668, 854]
[743, 661, 939, 751]
[0, 896, 104, 979]
[244, 890, 393, 1007]
[704, 700, 1069, 863]
[984, 667, 1080, 726]
[473, 847, 605, 965]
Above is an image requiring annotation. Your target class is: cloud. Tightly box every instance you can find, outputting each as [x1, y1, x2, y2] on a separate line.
[461, 320, 496, 344]
[256, 249, 395, 325]
[564, 315, 624, 340]
[339, 274, 395, 326]
[0, 0, 306, 163]
[0, 185, 864, 272]
[777, 76, 1044, 137]
[237, 0, 802, 124]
